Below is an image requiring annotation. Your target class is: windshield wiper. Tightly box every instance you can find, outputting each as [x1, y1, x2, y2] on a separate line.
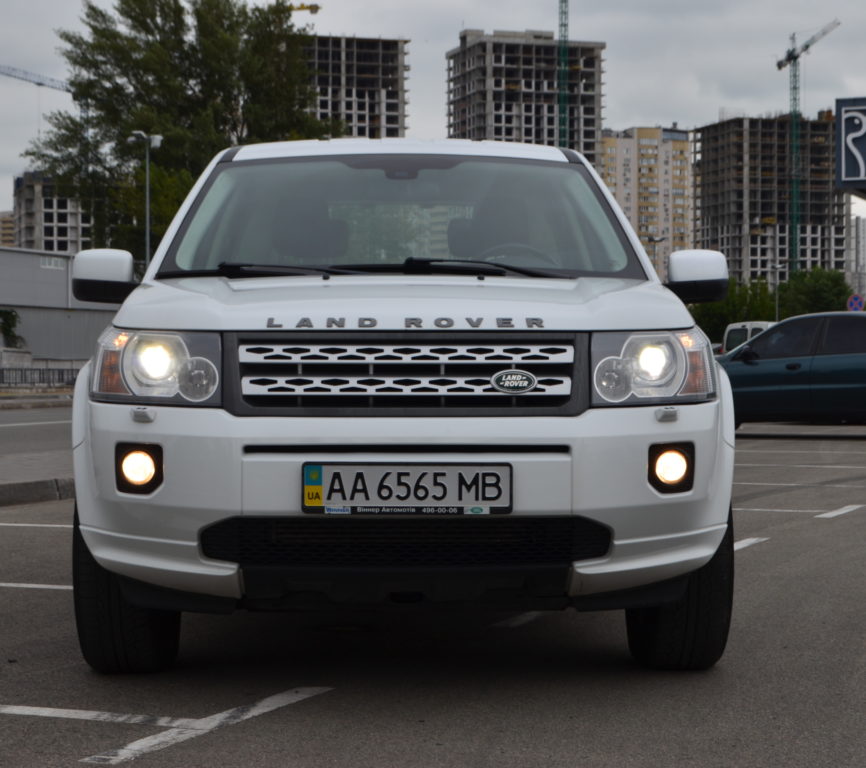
[158, 262, 339, 279]
[331, 257, 564, 279]
[158, 258, 571, 280]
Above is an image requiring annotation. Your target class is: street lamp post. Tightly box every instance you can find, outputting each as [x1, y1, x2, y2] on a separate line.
[647, 236, 667, 277]
[772, 262, 784, 321]
[128, 130, 163, 266]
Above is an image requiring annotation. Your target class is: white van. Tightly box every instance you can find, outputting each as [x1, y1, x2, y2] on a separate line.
[722, 321, 775, 354]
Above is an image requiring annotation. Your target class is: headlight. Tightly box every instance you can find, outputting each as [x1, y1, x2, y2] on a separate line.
[91, 328, 221, 405]
[592, 328, 715, 405]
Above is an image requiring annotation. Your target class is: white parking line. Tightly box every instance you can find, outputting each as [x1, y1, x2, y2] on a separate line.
[815, 504, 864, 519]
[0, 688, 331, 765]
[735, 481, 866, 489]
[734, 538, 770, 551]
[0, 705, 198, 729]
[0, 523, 72, 529]
[0, 582, 72, 591]
[736, 463, 866, 470]
[734, 507, 823, 514]
[0, 420, 71, 428]
[82, 687, 332, 765]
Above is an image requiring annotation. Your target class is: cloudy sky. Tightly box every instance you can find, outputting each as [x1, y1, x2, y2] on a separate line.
[2, 0, 865, 212]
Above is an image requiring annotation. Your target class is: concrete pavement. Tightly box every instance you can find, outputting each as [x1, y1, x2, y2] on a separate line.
[0, 391, 75, 506]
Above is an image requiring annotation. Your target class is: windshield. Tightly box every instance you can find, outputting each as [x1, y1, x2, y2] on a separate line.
[160, 154, 644, 279]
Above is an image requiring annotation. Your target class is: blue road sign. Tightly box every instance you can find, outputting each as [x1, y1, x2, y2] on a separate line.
[847, 294, 864, 312]
[837, 98, 866, 192]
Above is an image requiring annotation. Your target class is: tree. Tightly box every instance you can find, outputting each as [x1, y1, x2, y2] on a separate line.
[25, 0, 341, 262]
[0, 309, 25, 349]
[778, 268, 851, 318]
[690, 278, 775, 343]
[690, 269, 853, 343]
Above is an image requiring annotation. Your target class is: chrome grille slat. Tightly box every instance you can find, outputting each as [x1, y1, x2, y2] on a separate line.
[242, 374, 572, 396]
[240, 344, 574, 364]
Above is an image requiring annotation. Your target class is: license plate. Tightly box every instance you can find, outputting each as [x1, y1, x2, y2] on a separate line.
[302, 463, 512, 515]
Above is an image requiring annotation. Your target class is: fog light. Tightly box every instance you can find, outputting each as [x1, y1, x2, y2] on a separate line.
[115, 443, 163, 494]
[648, 442, 694, 493]
[121, 451, 156, 486]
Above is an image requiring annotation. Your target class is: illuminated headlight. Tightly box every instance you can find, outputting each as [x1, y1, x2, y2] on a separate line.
[91, 328, 221, 405]
[592, 329, 715, 405]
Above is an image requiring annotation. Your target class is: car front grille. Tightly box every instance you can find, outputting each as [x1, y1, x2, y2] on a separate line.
[224, 332, 588, 416]
[199, 516, 612, 569]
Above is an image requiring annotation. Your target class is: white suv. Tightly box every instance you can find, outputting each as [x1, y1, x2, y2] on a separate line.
[71, 139, 735, 673]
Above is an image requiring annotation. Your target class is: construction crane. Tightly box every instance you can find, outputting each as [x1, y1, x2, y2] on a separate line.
[289, 3, 321, 13]
[776, 18, 840, 273]
[0, 64, 70, 93]
[0, 65, 74, 140]
[557, 0, 568, 148]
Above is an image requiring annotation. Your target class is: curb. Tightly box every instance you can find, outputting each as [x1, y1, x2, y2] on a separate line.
[0, 396, 74, 410]
[0, 478, 75, 507]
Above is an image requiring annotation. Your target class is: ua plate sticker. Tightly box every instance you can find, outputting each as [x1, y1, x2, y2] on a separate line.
[304, 464, 324, 507]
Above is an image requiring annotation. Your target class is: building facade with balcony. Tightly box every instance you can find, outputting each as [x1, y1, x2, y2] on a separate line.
[597, 126, 693, 278]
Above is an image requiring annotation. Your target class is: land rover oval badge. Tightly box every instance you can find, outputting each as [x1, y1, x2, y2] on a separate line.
[491, 369, 537, 394]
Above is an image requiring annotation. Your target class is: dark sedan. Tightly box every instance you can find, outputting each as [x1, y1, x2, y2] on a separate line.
[717, 312, 866, 424]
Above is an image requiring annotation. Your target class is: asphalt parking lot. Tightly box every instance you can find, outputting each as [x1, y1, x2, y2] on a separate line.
[1, 422, 866, 766]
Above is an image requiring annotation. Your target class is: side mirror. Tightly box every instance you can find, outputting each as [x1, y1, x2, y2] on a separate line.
[72, 249, 138, 304]
[732, 345, 758, 363]
[665, 249, 728, 303]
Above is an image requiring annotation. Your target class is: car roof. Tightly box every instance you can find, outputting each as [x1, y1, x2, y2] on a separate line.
[230, 137, 577, 165]
[778, 311, 863, 322]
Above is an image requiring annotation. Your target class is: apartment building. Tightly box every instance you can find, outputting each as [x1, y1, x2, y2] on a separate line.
[853, 214, 866, 295]
[12, 172, 91, 254]
[598, 126, 692, 277]
[0, 211, 13, 247]
[308, 35, 409, 138]
[693, 114, 849, 286]
[446, 29, 604, 165]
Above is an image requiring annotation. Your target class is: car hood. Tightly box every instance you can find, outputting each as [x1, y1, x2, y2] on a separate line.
[113, 274, 695, 332]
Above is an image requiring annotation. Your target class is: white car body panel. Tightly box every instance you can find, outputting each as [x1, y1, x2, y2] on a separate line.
[114, 275, 692, 332]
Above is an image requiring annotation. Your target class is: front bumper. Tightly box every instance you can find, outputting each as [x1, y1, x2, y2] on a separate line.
[73, 366, 735, 608]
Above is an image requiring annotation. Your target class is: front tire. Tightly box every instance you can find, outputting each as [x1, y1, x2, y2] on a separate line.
[626, 511, 734, 670]
[73, 509, 181, 673]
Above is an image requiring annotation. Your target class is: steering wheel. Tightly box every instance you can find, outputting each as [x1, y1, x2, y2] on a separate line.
[477, 242, 559, 266]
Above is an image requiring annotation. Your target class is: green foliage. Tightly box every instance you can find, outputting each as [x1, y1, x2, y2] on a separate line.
[778, 268, 852, 318]
[690, 278, 775, 342]
[25, 0, 342, 263]
[690, 269, 852, 343]
[0, 309, 25, 349]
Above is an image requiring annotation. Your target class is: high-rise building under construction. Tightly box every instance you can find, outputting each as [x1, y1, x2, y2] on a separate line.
[307, 35, 409, 138]
[446, 30, 604, 165]
[693, 113, 850, 286]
